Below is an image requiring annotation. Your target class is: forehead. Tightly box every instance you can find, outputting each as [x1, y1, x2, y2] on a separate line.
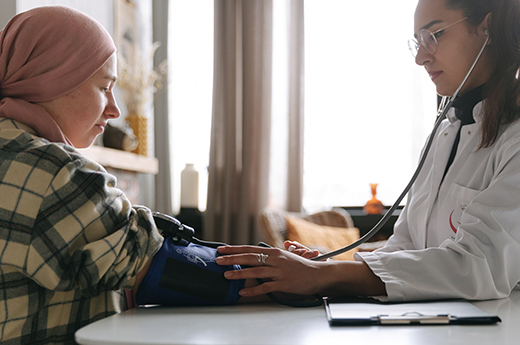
[93, 54, 117, 79]
[414, 0, 464, 32]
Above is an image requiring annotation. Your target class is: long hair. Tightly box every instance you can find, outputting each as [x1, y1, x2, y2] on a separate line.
[446, 0, 520, 148]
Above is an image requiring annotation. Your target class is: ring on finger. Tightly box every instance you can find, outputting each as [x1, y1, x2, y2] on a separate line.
[257, 253, 268, 265]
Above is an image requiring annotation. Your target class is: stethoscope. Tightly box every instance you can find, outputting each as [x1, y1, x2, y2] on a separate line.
[310, 31, 491, 262]
[269, 31, 491, 307]
[154, 32, 491, 308]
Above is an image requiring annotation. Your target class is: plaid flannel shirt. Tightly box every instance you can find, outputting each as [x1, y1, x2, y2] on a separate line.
[0, 118, 163, 344]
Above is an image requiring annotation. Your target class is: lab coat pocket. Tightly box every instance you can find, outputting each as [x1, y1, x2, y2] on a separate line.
[441, 183, 482, 236]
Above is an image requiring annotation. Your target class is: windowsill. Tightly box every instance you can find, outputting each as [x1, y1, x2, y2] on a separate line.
[78, 145, 159, 174]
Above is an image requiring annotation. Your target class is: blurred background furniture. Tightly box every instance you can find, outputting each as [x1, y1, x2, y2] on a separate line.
[261, 207, 387, 259]
[340, 206, 402, 241]
[261, 208, 361, 260]
[261, 208, 352, 247]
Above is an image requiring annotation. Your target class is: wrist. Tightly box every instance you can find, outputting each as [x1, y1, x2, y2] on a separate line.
[318, 260, 386, 298]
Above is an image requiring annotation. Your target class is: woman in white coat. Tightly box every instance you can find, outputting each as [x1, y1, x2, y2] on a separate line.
[216, 0, 520, 302]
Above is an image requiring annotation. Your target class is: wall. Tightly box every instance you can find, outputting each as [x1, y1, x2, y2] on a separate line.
[17, 0, 115, 32]
[0, 0, 17, 29]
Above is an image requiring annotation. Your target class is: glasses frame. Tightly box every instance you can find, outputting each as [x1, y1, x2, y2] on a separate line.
[408, 17, 468, 58]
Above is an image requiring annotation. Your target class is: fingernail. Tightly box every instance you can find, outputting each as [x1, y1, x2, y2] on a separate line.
[216, 257, 224, 263]
[224, 271, 234, 278]
[239, 290, 248, 296]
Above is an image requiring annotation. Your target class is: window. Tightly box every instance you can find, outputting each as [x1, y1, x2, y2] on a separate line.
[302, 0, 437, 211]
[168, 0, 214, 213]
[168, 1, 437, 213]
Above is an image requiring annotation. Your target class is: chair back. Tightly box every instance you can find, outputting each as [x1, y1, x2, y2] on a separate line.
[260, 207, 354, 248]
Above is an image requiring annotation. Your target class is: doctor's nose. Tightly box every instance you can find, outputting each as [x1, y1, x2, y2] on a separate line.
[415, 45, 432, 66]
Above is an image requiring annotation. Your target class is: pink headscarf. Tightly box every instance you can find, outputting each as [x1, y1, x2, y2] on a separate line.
[0, 6, 116, 144]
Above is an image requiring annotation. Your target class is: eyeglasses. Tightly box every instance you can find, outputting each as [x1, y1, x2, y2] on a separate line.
[408, 17, 468, 58]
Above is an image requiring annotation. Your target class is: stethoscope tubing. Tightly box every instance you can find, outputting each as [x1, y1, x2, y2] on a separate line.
[311, 35, 491, 261]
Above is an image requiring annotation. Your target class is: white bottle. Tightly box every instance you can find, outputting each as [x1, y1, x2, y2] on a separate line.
[180, 164, 199, 209]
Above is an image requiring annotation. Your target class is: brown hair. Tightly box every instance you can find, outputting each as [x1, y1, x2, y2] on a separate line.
[446, 0, 520, 147]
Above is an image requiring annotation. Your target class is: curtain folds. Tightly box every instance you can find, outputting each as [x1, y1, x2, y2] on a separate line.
[205, 0, 304, 244]
[152, 0, 173, 215]
[287, 0, 304, 213]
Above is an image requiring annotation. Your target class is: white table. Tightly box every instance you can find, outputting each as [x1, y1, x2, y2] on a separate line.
[76, 291, 520, 345]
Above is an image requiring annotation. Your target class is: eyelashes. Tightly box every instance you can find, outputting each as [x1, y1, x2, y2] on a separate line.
[433, 30, 445, 40]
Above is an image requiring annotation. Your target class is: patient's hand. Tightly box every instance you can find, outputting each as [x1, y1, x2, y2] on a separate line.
[283, 241, 320, 259]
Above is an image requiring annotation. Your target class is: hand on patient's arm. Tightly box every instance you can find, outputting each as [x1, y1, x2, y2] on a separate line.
[216, 245, 386, 298]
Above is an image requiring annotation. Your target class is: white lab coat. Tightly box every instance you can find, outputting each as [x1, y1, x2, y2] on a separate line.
[356, 101, 520, 301]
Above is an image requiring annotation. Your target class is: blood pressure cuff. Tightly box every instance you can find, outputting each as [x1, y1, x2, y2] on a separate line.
[135, 237, 245, 306]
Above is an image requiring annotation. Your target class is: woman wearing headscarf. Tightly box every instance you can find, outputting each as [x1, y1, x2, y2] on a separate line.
[0, 6, 164, 344]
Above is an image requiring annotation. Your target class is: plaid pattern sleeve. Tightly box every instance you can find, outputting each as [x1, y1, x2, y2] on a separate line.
[0, 119, 163, 345]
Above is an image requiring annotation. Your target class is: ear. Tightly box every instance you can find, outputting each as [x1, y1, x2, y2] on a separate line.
[482, 12, 492, 44]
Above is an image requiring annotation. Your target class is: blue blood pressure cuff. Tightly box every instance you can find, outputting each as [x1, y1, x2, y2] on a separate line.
[135, 236, 245, 306]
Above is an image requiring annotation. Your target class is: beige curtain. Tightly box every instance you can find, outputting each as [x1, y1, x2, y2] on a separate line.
[205, 0, 304, 244]
[152, 0, 173, 215]
[287, 0, 304, 212]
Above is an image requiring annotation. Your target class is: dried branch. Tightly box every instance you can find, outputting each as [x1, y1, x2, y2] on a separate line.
[117, 42, 168, 115]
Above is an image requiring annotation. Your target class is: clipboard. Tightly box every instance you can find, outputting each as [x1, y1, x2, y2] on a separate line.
[324, 297, 501, 326]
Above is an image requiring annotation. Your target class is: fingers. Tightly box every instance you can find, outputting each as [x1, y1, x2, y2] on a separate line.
[217, 245, 325, 297]
[222, 265, 272, 281]
[301, 250, 320, 259]
[216, 251, 275, 268]
[238, 280, 278, 297]
[287, 248, 315, 258]
[284, 240, 319, 259]
[284, 240, 306, 251]
[217, 245, 268, 255]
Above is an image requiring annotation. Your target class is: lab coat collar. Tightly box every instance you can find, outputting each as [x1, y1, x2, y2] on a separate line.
[446, 100, 484, 124]
[472, 101, 484, 123]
